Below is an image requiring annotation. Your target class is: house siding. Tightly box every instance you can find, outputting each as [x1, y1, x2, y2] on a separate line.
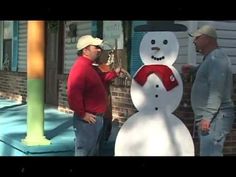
[63, 21, 93, 74]
[17, 21, 27, 73]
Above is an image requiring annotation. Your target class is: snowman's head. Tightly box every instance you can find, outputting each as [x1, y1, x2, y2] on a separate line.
[139, 31, 179, 66]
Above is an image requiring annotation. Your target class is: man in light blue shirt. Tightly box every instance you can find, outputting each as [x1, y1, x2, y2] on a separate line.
[182, 25, 235, 156]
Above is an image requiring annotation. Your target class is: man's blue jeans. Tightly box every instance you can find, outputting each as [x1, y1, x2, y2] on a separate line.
[73, 114, 105, 156]
[197, 108, 235, 156]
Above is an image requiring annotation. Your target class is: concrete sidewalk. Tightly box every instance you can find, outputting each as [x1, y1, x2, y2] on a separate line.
[0, 98, 120, 156]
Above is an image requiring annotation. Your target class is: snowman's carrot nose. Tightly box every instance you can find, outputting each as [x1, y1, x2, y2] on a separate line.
[151, 47, 160, 51]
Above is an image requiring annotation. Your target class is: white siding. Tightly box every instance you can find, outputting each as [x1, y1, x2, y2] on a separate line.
[174, 21, 190, 68]
[175, 21, 236, 73]
[199, 21, 236, 73]
[18, 21, 27, 72]
[63, 21, 93, 74]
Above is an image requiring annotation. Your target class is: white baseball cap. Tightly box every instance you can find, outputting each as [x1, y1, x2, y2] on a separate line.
[189, 25, 217, 39]
[76, 35, 103, 51]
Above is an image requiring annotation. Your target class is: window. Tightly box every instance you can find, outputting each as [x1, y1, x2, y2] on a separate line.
[2, 21, 13, 71]
[0, 21, 18, 71]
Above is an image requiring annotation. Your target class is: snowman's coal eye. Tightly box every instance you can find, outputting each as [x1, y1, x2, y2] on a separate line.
[163, 40, 168, 45]
[151, 40, 155, 45]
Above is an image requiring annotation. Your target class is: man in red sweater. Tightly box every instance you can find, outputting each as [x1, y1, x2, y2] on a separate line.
[67, 35, 121, 156]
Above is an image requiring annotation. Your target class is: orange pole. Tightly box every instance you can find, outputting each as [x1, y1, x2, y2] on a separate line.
[22, 21, 50, 146]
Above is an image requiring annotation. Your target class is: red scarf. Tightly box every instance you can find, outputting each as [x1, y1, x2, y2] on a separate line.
[134, 65, 178, 91]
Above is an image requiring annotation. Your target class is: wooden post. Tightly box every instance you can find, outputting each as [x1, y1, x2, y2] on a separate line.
[22, 21, 50, 146]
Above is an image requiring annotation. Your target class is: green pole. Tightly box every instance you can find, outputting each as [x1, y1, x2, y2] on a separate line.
[22, 21, 50, 146]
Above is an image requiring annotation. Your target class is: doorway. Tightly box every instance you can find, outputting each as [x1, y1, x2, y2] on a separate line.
[45, 21, 64, 106]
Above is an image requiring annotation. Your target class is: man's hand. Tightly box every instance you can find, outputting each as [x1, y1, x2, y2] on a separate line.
[115, 67, 126, 76]
[114, 67, 121, 75]
[83, 112, 96, 124]
[199, 119, 211, 134]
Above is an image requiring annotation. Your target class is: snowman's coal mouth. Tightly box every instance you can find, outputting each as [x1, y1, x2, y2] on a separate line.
[151, 55, 165, 60]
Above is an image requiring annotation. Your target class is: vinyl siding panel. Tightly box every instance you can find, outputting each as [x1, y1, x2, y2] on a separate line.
[63, 21, 93, 74]
[17, 21, 27, 72]
[174, 21, 236, 73]
[130, 21, 150, 76]
[199, 21, 236, 73]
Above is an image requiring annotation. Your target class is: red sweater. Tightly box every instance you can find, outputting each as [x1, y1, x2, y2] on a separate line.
[67, 56, 117, 118]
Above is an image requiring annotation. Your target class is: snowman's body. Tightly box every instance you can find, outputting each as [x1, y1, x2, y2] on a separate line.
[115, 31, 194, 156]
[115, 112, 194, 156]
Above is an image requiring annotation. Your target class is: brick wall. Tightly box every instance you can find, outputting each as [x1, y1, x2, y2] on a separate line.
[110, 77, 137, 125]
[57, 75, 73, 114]
[224, 75, 236, 155]
[0, 71, 27, 102]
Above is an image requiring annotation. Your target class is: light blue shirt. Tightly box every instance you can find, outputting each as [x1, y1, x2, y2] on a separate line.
[191, 48, 234, 121]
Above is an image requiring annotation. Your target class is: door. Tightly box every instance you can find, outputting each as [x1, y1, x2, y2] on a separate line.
[45, 21, 62, 106]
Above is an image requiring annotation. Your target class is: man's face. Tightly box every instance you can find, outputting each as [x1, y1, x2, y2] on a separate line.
[193, 35, 206, 53]
[84, 45, 103, 61]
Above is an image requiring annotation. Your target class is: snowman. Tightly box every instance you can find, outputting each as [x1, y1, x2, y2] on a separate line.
[115, 21, 195, 156]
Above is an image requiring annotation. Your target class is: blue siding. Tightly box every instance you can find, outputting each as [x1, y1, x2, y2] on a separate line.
[130, 21, 147, 77]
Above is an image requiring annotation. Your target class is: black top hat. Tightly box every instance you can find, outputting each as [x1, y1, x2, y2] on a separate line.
[134, 21, 187, 32]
